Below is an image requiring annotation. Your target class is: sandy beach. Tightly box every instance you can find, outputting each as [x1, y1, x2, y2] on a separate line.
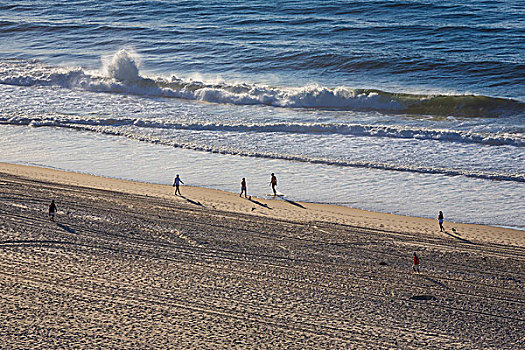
[0, 162, 523, 349]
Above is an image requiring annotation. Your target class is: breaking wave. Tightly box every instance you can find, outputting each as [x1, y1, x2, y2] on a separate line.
[1, 115, 523, 148]
[1, 50, 523, 118]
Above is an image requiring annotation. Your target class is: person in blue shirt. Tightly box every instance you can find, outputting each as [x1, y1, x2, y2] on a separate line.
[173, 174, 184, 196]
[438, 211, 445, 232]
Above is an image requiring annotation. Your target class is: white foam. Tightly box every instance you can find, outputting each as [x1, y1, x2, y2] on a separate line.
[101, 49, 141, 82]
[1, 53, 522, 117]
[2, 115, 523, 147]
[1, 115, 523, 183]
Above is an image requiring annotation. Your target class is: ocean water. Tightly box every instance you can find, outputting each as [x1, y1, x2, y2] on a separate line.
[0, 0, 524, 228]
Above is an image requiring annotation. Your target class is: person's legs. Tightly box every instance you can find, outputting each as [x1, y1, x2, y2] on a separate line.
[175, 185, 181, 195]
[272, 185, 276, 196]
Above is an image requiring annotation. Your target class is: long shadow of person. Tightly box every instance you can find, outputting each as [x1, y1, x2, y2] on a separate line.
[56, 223, 76, 234]
[284, 199, 306, 209]
[248, 197, 272, 210]
[442, 230, 474, 244]
[419, 275, 448, 289]
[180, 195, 203, 207]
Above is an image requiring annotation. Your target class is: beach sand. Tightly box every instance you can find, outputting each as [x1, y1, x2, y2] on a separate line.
[0, 163, 523, 349]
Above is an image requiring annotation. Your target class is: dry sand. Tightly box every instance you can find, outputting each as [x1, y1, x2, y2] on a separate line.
[2, 163, 523, 247]
[0, 163, 523, 349]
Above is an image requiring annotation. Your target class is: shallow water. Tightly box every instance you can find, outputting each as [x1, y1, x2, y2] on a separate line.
[1, 124, 523, 229]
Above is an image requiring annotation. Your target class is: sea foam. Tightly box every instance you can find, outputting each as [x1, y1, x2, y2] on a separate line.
[102, 49, 141, 82]
[1, 114, 524, 183]
[1, 115, 523, 147]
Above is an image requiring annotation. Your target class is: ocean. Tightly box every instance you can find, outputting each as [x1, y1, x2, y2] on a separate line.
[0, 0, 523, 228]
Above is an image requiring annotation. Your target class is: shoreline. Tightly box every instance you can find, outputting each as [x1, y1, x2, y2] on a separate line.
[1, 162, 523, 247]
[2, 122, 523, 230]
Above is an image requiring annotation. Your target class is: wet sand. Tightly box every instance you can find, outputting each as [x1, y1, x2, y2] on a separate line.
[0, 163, 523, 349]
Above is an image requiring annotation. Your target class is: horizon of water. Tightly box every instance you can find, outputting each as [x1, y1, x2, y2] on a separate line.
[0, 0, 523, 228]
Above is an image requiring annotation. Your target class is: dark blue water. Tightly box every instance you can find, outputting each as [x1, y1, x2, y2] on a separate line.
[1, 0, 524, 99]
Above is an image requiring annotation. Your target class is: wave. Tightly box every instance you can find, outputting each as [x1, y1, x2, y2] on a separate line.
[1, 115, 523, 148]
[1, 50, 524, 118]
[1, 115, 523, 183]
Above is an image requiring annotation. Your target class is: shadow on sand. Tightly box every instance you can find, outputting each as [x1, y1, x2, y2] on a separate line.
[248, 197, 272, 210]
[284, 199, 306, 209]
[180, 195, 203, 207]
[56, 222, 76, 234]
[419, 275, 448, 289]
[410, 294, 437, 301]
[443, 230, 474, 244]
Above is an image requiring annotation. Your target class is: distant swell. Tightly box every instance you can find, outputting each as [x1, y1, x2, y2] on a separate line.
[1, 115, 523, 183]
[1, 52, 524, 118]
[1, 115, 523, 148]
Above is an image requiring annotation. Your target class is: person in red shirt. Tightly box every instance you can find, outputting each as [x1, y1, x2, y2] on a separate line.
[413, 252, 420, 273]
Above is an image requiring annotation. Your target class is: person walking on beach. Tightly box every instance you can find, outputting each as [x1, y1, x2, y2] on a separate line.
[48, 199, 57, 222]
[240, 178, 247, 198]
[438, 211, 445, 232]
[412, 252, 420, 273]
[270, 173, 277, 196]
[173, 174, 184, 196]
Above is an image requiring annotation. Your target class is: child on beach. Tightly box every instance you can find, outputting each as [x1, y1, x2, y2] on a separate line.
[438, 211, 445, 232]
[48, 200, 57, 222]
[240, 178, 247, 198]
[413, 252, 420, 273]
[173, 174, 184, 196]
